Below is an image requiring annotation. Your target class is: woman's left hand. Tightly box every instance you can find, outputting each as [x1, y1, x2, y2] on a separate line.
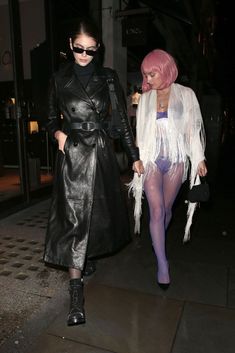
[197, 160, 207, 177]
[132, 160, 144, 177]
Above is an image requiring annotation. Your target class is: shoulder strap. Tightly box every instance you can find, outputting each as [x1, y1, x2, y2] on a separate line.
[106, 75, 118, 111]
[105, 73, 123, 135]
[104, 68, 119, 111]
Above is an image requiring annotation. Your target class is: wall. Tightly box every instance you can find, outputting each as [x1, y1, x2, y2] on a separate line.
[102, 0, 127, 94]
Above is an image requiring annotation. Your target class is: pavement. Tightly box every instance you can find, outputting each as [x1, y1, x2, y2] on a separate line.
[0, 139, 235, 353]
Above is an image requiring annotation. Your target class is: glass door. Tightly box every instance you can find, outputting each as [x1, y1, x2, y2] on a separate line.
[0, 2, 22, 207]
[0, 0, 53, 215]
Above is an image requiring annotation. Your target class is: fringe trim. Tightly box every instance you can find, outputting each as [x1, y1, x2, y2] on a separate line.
[183, 201, 198, 242]
[183, 174, 200, 242]
[127, 174, 144, 234]
[183, 162, 201, 243]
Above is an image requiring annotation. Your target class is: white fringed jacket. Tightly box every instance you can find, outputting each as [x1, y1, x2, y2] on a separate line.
[128, 83, 206, 242]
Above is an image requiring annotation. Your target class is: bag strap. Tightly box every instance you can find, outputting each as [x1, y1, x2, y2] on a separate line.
[193, 174, 207, 185]
[106, 78, 118, 110]
[106, 75, 123, 135]
[194, 174, 200, 185]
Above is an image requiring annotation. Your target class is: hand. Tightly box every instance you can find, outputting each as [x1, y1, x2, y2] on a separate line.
[55, 130, 67, 154]
[197, 160, 207, 177]
[132, 160, 144, 177]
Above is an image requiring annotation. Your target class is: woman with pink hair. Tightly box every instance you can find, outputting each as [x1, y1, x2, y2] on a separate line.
[129, 49, 207, 289]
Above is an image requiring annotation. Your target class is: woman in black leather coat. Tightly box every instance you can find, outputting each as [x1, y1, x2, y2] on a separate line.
[43, 17, 143, 326]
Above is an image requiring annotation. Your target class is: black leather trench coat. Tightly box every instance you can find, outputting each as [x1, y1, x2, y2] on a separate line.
[43, 62, 139, 271]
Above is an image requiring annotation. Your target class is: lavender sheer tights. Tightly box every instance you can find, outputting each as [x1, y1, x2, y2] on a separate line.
[144, 161, 184, 283]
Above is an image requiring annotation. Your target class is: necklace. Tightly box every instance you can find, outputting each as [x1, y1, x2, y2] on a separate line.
[157, 92, 170, 110]
[158, 100, 168, 111]
[159, 102, 165, 109]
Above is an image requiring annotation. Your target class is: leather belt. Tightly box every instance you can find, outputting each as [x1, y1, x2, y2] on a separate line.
[71, 121, 109, 132]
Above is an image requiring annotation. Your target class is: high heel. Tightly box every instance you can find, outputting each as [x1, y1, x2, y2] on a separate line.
[157, 282, 170, 291]
[157, 262, 170, 290]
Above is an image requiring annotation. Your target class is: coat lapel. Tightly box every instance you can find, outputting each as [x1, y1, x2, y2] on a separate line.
[62, 64, 89, 102]
[60, 63, 107, 109]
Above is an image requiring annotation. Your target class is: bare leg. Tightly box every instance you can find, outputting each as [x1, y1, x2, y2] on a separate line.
[69, 268, 82, 279]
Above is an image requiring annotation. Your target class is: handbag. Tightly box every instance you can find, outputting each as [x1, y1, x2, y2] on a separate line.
[187, 175, 210, 203]
[115, 150, 129, 173]
[113, 139, 129, 173]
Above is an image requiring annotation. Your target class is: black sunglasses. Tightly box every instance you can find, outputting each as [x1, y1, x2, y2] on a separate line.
[72, 46, 97, 57]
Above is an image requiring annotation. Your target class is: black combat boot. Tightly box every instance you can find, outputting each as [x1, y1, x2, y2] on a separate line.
[67, 278, 85, 326]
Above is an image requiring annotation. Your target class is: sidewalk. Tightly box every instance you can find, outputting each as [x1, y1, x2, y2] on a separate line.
[0, 165, 235, 352]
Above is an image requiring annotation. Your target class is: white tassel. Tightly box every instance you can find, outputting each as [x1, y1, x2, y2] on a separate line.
[183, 201, 198, 242]
[127, 174, 144, 234]
[133, 185, 143, 233]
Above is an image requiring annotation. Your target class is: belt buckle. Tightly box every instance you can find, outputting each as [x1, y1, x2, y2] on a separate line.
[81, 122, 96, 131]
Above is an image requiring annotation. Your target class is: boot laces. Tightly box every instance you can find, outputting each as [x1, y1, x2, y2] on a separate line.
[70, 285, 83, 308]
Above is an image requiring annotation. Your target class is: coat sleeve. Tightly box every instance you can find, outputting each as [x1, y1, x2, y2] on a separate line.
[45, 74, 61, 141]
[112, 70, 140, 162]
[184, 88, 206, 174]
[183, 88, 206, 243]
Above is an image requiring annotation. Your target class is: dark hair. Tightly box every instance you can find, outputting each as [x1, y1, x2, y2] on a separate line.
[70, 16, 101, 46]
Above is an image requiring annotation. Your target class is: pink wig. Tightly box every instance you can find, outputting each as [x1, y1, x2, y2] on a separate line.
[141, 49, 178, 92]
